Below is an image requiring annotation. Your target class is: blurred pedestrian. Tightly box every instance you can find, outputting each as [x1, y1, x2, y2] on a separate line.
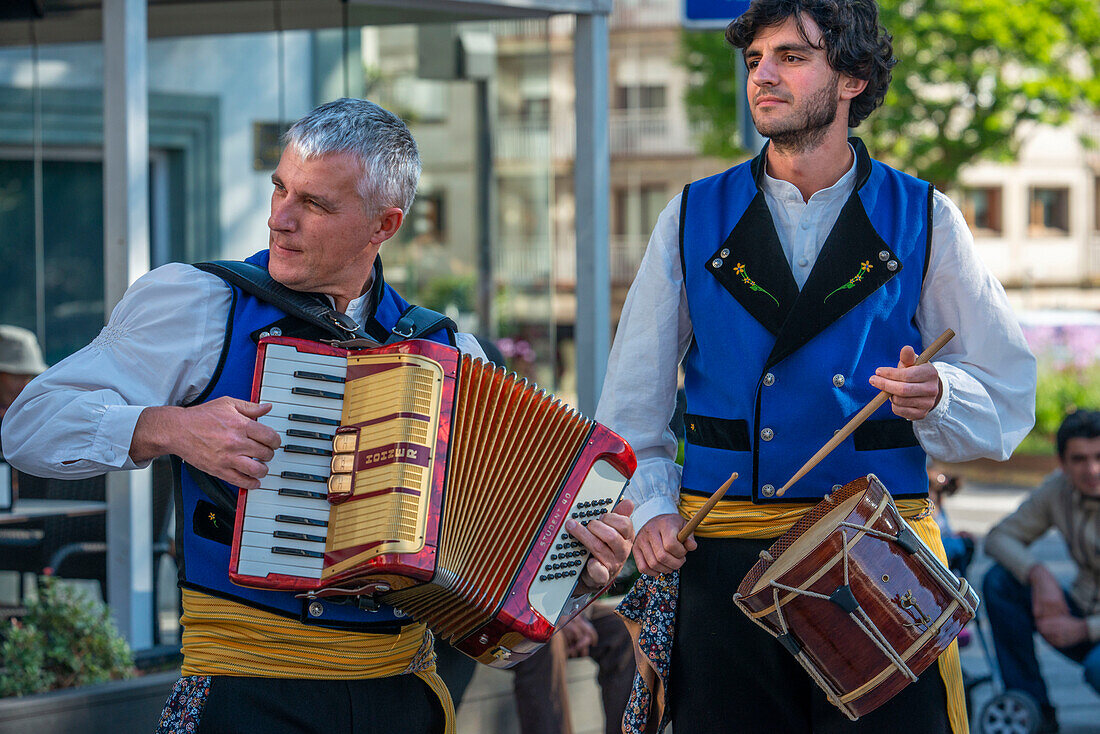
[0, 325, 47, 425]
[983, 409, 1100, 734]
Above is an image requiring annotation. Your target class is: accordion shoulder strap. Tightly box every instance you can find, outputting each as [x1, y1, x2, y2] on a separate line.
[194, 260, 370, 340]
[386, 305, 457, 345]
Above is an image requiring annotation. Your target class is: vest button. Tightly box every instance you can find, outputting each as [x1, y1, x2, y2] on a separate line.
[269, 326, 282, 337]
[259, 331, 270, 338]
[711, 258, 724, 268]
[761, 484, 776, 497]
[762, 372, 775, 387]
[879, 250, 890, 261]
[887, 259, 899, 271]
[832, 374, 846, 388]
[308, 601, 324, 618]
[832, 484, 843, 492]
[760, 427, 774, 441]
[720, 248, 731, 258]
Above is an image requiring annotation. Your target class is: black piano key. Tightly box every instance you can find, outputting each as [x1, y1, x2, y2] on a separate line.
[286, 428, 335, 441]
[293, 370, 346, 384]
[288, 413, 341, 427]
[280, 471, 328, 483]
[273, 530, 326, 543]
[291, 386, 343, 401]
[275, 514, 329, 527]
[278, 488, 328, 500]
[283, 444, 333, 457]
[271, 546, 325, 559]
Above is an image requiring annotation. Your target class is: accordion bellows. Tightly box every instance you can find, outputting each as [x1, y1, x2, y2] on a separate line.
[229, 337, 636, 666]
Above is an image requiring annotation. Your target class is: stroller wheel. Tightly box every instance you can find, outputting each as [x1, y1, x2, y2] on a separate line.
[978, 691, 1043, 734]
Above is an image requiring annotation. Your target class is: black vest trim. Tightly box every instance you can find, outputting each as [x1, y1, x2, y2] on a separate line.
[678, 183, 691, 290]
[923, 183, 934, 284]
[852, 418, 920, 451]
[684, 414, 751, 452]
[187, 286, 237, 408]
[706, 191, 799, 336]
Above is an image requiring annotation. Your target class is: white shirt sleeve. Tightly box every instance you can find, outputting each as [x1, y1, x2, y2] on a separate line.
[2, 263, 231, 479]
[595, 194, 692, 532]
[913, 191, 1037, 461]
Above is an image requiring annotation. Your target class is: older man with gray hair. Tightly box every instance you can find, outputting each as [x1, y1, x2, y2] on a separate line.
[3, 98, 632, 734]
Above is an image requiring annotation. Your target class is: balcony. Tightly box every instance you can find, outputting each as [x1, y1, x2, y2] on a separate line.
[494, 234, 649, 288]
[610, 109, 699, 156]
[610, 0, 682, 30]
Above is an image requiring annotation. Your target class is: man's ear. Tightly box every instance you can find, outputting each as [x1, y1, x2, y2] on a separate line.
[370, 207, 405, 245]
[839, 74, 868, 101]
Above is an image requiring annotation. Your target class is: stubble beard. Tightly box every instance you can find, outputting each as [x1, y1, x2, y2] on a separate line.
[753, 77, 841, 155]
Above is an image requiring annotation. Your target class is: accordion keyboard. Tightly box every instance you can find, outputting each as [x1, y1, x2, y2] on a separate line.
[234, 344, 347, 581]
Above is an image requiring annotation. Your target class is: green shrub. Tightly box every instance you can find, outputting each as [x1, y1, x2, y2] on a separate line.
[0, 577, 134, 697]
[1017, 362, 1100, 456]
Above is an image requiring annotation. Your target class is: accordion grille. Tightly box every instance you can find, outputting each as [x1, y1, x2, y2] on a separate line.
[385, 355, 592, 641]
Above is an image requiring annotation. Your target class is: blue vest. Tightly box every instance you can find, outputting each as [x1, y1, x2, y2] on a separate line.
[681, 139, 932, 503]
[176, 250, 453, 630]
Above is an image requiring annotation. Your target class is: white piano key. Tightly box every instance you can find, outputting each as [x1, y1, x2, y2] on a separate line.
[260, 385, 344, 414]
[238, 545, 324, 572]
[236, 559, 322, 581]
[240, 529, 325, 553]
[263, 346, 348, 371]
[243, 515, 329, 539]
[245, 489, 330, 518]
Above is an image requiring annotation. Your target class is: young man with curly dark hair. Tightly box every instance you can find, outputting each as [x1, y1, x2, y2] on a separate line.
[597, 0, 1036, 731]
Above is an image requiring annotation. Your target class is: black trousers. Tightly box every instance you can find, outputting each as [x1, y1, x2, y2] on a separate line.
[177, 675, 445, 734]
[670, 536, 952, 733]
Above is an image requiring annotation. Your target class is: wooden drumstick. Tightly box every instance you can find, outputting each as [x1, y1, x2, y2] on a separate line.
[775, 329, 955, 498]
[677, 472, 738, 544]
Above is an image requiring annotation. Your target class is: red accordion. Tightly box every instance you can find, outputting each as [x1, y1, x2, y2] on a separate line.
[228, 336, 636, 666]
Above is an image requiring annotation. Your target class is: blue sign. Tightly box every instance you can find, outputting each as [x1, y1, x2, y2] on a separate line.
[683, 0, 751, 28]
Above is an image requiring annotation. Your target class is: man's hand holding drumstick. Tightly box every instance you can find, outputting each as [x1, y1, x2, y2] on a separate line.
[870, 344, 945, 421]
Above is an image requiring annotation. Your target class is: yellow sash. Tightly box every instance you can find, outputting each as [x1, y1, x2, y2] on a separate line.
[180, 589, 455, 733]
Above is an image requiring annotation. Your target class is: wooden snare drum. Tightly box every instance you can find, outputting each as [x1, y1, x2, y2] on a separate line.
[732, 474, 978, 720]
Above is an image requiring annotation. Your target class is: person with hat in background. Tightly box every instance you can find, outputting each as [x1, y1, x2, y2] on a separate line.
[0, 324, 47, 431]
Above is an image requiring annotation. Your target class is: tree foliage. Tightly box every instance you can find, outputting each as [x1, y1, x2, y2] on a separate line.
[682, 0, 1100, 184]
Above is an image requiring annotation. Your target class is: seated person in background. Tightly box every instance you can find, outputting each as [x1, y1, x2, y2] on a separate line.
[983, 409, 1100, 734]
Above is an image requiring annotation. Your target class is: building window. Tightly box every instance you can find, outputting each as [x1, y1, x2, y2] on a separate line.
[1029, 187, 1070, 236]
[614, 184, 668, 236]
[408, 191, 445, 244]
[961, 187, 1003, 235]
[614, 84, 667, 110]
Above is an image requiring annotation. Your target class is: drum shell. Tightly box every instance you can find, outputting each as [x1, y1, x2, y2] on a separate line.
[734, 476, 977, 719]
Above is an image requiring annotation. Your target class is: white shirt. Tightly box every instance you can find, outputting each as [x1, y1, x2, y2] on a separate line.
[596, 155, 1037, 533]
[2, 262, 485, 479]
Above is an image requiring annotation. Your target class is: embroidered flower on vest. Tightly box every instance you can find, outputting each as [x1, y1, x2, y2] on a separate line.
[824, 260, 874, 302]
[733, 263, 779, 307]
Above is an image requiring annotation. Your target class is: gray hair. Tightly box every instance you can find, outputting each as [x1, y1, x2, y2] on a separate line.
[283, 98, 421, 214]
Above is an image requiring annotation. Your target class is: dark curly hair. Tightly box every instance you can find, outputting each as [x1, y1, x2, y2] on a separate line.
[725, 0, 896, 127]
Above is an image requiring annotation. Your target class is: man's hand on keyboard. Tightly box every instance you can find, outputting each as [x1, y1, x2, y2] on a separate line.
[131, 397, 281, 488]
[567, 498, 635, 594]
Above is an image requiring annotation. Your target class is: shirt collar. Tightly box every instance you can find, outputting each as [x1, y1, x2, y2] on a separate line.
[761, 142, 859, 205]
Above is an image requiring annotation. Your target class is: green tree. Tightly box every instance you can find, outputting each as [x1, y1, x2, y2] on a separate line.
[682, 0, 1100, 184]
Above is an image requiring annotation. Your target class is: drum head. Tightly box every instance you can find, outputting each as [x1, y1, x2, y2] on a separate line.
[747, 477, 881, 595]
